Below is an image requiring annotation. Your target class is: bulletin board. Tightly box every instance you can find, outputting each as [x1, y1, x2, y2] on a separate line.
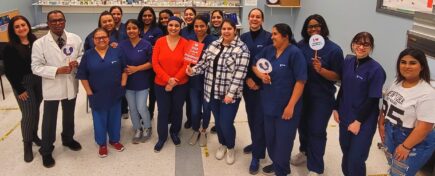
[377, 0, 433, 19]
[0, 9, 20, 42]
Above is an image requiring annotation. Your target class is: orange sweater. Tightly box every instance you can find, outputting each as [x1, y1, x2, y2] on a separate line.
[152, 36, 189, 86]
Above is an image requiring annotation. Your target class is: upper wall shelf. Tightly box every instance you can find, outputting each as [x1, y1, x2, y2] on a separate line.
[32, 3, 242, 13]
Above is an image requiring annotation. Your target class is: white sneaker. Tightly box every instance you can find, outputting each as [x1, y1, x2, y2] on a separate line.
[189, 131, 199, 145]
[307, 171, 323, 176]
[290, 152, 307, 165]
[226, 148, 235, 165]
[132, 129, 142, 144]
[198, 131, 207, 147]
[215, 145, 227, 160]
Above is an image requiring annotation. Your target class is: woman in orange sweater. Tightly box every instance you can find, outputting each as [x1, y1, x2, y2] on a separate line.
[152, 16, 189, 152]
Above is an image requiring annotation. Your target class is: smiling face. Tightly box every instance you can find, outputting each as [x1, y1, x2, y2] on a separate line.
[352, 39, 372, 59]
[194, 19, 207, 38]
[126, 22, 140, 40]
[47, 12, 66, 36]
[142, 10, 154, 26]
[307, 19, 321, 36]
[93, 30, 109, 49]
[100, 15, 115, 32]
[221, 22, 236, 43]
[248, 9, 263, 31]
[184, 9, 195, 25]
[159, 12, 170, 26]
[13, 19, 29, 39]
[399, 55, 423, 82]
[271, 27, 288, 48]
[211, 11, 223, 28]
[110, 8, 122, 25]
[167, 20, 181, 36]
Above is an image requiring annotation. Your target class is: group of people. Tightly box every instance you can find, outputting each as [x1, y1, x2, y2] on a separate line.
[2, 5, 434, 176]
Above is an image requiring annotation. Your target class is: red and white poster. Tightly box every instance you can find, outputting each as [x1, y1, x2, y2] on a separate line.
[383, 0, 433, 12]
[184, 40, 204, 64]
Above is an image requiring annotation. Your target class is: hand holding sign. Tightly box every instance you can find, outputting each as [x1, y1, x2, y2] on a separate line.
[309, 34, 325, 59]
[256, 58, 273, 84]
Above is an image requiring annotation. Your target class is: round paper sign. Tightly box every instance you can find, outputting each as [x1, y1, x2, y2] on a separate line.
[256, 58, 273, 74]
[309, 34, 325, 50]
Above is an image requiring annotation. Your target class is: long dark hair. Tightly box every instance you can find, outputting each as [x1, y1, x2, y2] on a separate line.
[137, 6, 157, 29]
[158, 9, 174, 26]
[273, 23, 296, 44]
[125, 19, 142, 38]
[301, 14, 330, 43]
[395, 48, 431, 83]
[7, 15, 37, 45]
[97, 11, 119, 40]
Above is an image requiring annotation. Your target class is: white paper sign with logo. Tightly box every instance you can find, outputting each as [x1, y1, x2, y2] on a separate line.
[62, 44, 75, 65]
[309, 34, 325, 59]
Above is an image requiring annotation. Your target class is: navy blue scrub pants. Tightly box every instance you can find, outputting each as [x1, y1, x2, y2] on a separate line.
[243, 89, 266, 160]
[209, 98, 241, 149]
[91, 100, 121, 146]
[264, 115, 301, 176]
[155, 84, 188, 142]
[298, 97, 334, 173]
[339, 119, 377, 176]
[190, 87, 211, 131]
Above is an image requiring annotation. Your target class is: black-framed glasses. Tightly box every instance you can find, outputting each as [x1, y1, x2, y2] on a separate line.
[307, 24, 321, 29]
[93, 36, 109, 41]
[354, 42, 371, 48]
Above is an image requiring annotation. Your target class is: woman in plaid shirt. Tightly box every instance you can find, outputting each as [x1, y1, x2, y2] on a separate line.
[187, 19, 250, 165]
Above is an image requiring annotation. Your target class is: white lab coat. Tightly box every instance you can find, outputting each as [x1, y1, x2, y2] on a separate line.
[31, 30, 83, 100]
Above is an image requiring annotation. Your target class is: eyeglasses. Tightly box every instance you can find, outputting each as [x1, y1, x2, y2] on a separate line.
[307, 24, 321, 29]
[49, 18, 65, 24]
[94, 36, 109, 41]
[354, 42, 371, 48]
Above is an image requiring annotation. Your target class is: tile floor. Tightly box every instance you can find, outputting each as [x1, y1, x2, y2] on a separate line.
[0, 76, 430, 176]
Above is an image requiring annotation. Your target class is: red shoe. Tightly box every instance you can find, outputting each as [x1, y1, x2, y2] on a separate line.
[109, 142, 125, 152]
[99, 145, 108, 158]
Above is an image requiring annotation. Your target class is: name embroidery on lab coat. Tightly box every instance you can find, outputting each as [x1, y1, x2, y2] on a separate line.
[137, 49, 143, 53]
[257, 45, 263, 48]
[356, 75, 364, 80]
[279, 64, 286, 67]
[111, 61, 118, 64]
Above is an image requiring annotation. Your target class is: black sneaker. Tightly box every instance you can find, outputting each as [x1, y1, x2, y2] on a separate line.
[42, 154, 55, 168]
[154, 140, 165, 153]
[243, 144, 253, 154]
[170, 133, 181, 146]
[63, 140, 82, 151]
[249, 158, 260, 175]
[184, 121, 191, 129]
[210, 126, 217, 134]
[262, 164, 275, 176]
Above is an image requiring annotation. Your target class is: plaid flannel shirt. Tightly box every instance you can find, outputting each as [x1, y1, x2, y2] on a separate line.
[191, 36, 250, 102]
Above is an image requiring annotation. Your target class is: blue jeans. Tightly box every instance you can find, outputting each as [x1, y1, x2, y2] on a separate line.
[190, 87, 211, 131]
[125, 89, 151, 130]
[384, 121, 435, 176]
[91, 100, 121, 146]
[209, 98, 241, 149]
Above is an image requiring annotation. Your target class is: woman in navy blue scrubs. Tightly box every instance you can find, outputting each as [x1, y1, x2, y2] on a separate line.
[84, 11, 121, 51]
[333, 32, 386, 176]
[77, 28, 128, 158]
[240, 8, 272, 175]
[109, 6, 127, 40]
[187, 15, 217, 147]
[292, 14, 344, 175]
[137, 6, 163, 46]
[158, 9, 174, 36]
[181, 7, 197, 40]
[253, 23, 307, 176]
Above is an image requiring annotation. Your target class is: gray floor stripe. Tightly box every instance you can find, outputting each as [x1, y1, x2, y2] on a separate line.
[175, 130, 204, 176]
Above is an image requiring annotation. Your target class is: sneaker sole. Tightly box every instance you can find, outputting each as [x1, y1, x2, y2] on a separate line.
[249, 169, 259, 175]
[98, 154, 107, 158]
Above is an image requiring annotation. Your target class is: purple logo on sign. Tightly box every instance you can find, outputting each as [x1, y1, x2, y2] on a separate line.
[63, 46, 73, 56]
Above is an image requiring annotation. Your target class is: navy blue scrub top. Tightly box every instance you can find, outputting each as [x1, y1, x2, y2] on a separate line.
[297, 39, 343, 100]
[76, 47, 126, 111]
[119, 39, 153, 90]
[181, 26, 196, 40]
[118, 22, 128, 41]
[240, 28, 273, 85]
[84, 30, 121, 51]
[338, 55, 386, 125]
[189, 34, 218, 90]
[256, 44, 307, 117]
[141, 26, 163, 46]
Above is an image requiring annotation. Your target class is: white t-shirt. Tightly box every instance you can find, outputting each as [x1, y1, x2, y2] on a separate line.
[383, 80, 435, 128]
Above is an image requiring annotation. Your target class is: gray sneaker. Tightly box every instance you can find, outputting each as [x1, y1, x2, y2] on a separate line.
[199, 131, 207, 147]
[141, 128, 152, 143]
[132, 129, 142, 144]
[189, 131, 199, 145]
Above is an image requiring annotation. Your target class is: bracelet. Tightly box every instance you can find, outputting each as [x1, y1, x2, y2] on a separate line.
[401, 144, 412, 151]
